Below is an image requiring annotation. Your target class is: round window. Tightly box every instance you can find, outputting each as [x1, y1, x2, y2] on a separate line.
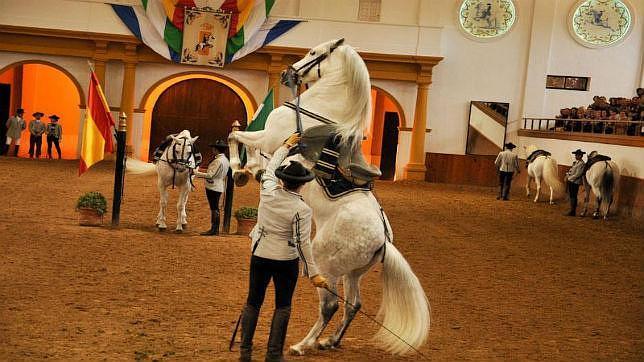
[458, 0, 517, 40]
[569, 0, 633, 48]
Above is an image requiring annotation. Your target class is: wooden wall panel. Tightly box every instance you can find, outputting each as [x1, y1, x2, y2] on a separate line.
[425, 153, 498, 187]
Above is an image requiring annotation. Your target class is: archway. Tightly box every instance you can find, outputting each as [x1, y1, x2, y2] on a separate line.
[363, 86, 406, 180]
[139, 72, 256, 161]
[0, 61, 83, 159]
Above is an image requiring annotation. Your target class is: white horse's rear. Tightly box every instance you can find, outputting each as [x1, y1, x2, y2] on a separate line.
[583, 160, 620, 219]
[525, 145, 564, 204]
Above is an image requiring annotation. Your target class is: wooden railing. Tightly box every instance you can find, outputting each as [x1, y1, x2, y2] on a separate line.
[519, 118, 644, 147]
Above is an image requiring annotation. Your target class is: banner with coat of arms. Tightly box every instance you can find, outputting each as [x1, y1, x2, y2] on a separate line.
[181, 8, 231, 67]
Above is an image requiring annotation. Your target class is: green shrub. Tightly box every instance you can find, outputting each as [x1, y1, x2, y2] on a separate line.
[234, 206, 258, 219]
[76, 191, 108, 215]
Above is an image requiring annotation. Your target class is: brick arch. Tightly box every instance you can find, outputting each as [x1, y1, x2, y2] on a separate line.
[371, 85, 406, 128]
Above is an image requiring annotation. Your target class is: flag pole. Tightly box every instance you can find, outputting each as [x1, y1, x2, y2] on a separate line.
[223, 120, 240, 234]
[111, 112, 127, 226]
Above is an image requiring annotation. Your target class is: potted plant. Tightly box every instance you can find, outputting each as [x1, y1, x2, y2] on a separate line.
[76, 191, 107, 226]
[234, 206, 257, 235]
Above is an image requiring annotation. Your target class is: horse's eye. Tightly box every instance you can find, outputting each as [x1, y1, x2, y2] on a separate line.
[310, 51, 316, 56]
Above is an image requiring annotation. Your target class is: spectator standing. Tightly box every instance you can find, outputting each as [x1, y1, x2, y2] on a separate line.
[3, 108, 26, 156]
[28, 112, 46, 158]
[46, 115, 63, 159]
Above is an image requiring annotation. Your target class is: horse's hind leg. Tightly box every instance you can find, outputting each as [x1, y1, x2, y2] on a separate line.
[533, 177, 541, 203]
[593, 196, 602, 219]
[604, 192, 614, 220]
[549, 186, 555, 205]
[289, 277, 339, 356]
[580, 180, 590, 217]
[319, 272, 363, 349]
[525, 175, 531, 197]
[156, 184, 168, 230]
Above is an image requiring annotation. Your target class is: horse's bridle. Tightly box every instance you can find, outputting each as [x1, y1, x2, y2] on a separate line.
[162, 137, 194, 169]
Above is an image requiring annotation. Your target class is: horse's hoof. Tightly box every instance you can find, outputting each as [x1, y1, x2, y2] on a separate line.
[317, 338, 339, 350]
[157, 224, 167, 231]
[175, 229, 183, 233]
[288, 346, 305, 356]
[233, 171, 249, 187]
[254, 169, 265, 182]
[549, 202, 555, 205]
[592, 213, 600, 219]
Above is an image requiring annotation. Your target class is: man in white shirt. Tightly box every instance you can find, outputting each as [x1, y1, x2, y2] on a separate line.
[494, 142, 520, 201]
[565, 149, 586, 216]
[239, 133, 328, 362]
[194, 140, 230, 235]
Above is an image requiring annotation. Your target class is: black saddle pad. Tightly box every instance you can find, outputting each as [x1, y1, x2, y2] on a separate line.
[316, 174, 372, 199]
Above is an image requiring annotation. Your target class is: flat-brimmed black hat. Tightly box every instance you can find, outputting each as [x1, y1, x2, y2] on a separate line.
[33, 112, 44, 117]
[505, 142, 516, 150]
[572, 149, 585, 156]
[49, 114, 60, 120]
[16, 108, 24, 114]
[275, 161, 315, 183]
[208, 139, 228, 150]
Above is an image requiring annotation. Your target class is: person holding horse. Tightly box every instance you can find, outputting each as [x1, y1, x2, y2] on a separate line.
[239, 133, 328, 362]
[28, 112, 46, 159]
[3, 108, 25, 156]
[565, 149, 586, 216]
[194, 140, 229, 236]
[495, 142, 520, 200]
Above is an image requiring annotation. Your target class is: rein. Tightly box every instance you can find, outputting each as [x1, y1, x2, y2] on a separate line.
[159, 137, 195, 189]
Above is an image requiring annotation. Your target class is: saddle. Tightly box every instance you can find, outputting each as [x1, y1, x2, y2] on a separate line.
[526, 149, 551, 167]
[583, 154, 611, 173]
[299, 124, 382, 185]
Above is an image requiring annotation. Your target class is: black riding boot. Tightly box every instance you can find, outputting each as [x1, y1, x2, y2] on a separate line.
[200, 210, 220, 235]
[265, 306, 291, 362]
[13, 145, 19, 157]
[239, 304, 260, 362]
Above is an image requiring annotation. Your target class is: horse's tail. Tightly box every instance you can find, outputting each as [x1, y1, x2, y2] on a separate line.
[543, 157, 565, 198]
[599, 162, 618, 200]
[125, 158, 157, 176]
[375, 243, 429, 355]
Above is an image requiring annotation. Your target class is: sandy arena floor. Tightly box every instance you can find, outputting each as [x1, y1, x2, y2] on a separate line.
[0, 157, 642, 361]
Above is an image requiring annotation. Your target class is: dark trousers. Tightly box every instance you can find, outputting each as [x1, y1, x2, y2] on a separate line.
[246, 255, 299, 310]
[47, 135, 61, 159]
[29, 135, 42, 158]
[205, 189, 221, 211]
[568, 181, 580, 214]
[498, 171, 514, 200]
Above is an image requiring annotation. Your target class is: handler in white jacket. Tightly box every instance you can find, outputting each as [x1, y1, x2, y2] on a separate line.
[194, 139, 229, 235]
[239, 133, 328, 362]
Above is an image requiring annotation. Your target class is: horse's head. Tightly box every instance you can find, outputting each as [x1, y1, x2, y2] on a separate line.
[169, 131, 198, 170]
[282, 38, 346, 86]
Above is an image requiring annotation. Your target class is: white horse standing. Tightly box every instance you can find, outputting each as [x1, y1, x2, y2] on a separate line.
[228, 39, 429, 355]
[524, 145, 564, 204]
[126, 130, 199, 232]
[582, 153, 620, 219]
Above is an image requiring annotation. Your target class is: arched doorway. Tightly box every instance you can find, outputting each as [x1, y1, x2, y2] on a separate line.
[363, 86, 406, 180]
[148, 78, 248, 160]
[0, 61, 83, 159]
[139, 72, 256, 161]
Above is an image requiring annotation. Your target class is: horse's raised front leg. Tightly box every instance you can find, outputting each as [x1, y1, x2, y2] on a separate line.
[289, 276, 339, 356]
[175, 184, 190, 232]
[319, 272, 363, 350]
[156, 184, 168, 231]
[533, 177, 541, 203]
[228, 130, 267, 186]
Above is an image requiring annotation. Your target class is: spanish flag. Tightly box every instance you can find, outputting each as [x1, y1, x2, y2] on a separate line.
[79, 72, 115, 175]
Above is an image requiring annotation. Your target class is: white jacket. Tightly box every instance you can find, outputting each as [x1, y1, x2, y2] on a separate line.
[195, 154, 229, 192]
[249, 146, 319, 277]
[495, 150, 520, 173]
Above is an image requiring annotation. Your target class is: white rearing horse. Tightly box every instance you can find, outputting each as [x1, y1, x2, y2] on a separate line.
[228, 39, 429, 356]
[126, 130, 199, 232]
[581, 152, 620, 219]
[524, 145, 564, 204]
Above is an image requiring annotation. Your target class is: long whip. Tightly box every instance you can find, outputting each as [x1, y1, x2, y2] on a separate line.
[322, 287, 428, 359]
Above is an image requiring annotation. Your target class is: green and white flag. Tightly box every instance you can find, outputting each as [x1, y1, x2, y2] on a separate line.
[241, 88, 274, 165]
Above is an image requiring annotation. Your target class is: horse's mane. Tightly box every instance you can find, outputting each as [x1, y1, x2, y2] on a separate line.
[333, 45, 372, 149]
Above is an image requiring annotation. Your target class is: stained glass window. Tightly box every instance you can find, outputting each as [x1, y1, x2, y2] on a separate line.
[570, 0, 632, 47]
[458, 0, 517, 39]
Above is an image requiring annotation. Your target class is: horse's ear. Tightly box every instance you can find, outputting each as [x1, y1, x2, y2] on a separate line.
[191, 136, 199, 143]
[170, 135, 179, 142]
[330, 38, 345, 52]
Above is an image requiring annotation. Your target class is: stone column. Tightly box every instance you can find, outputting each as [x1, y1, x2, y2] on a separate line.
[404, 63, 434, 180]
[120, 44, 138, 148]
[93, 41, 108, 88]
[268, 54, 283, 103]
